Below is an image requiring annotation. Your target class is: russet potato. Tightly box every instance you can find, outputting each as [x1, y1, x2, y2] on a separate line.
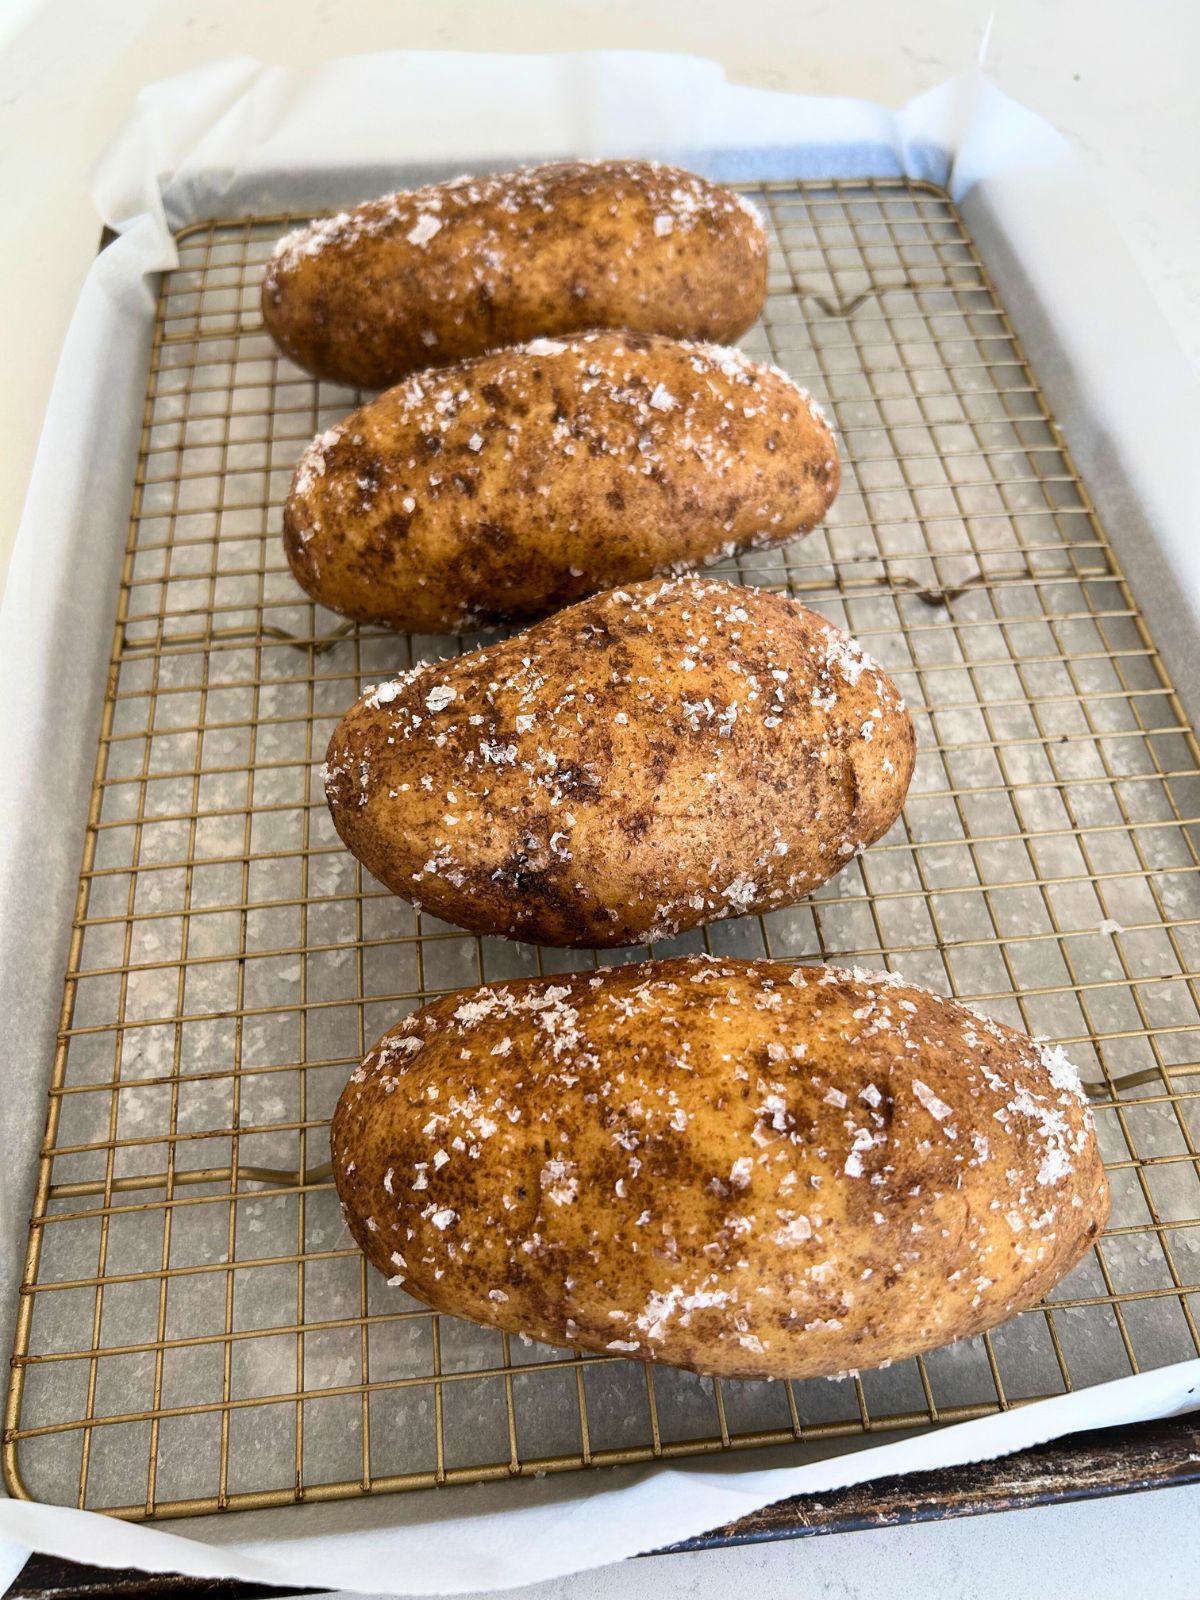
[263, 160, 768, 390]
[331, 956, 1108, 1381]
[323, 577, 915, 947]
[283, 332, 839, 633]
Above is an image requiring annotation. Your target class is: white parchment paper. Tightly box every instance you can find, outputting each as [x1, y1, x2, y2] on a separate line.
[1, 1367, 1195, 1596]
[2, 50, 1199, 1596]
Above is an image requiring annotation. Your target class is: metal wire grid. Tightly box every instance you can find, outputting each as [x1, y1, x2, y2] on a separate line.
[6, 177, 1200, 1523]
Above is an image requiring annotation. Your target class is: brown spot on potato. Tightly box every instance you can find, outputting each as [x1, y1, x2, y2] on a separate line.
[476, 521, 511, 551]
[379, 511, 412, 544]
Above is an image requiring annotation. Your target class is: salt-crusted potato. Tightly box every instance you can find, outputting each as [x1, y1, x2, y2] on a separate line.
[263, 161, 768, 390]
[283, 333, 839, 633]
[324, 577, 914, 947]
[331, 956, 1109, 1381]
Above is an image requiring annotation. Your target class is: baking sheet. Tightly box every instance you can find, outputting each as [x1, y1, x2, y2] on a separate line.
[16, 177, 1200, 1521]
[3, 50, 1200, 1597]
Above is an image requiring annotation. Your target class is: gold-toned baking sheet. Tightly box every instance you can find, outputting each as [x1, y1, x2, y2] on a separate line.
[7, 178, 1200, 1521]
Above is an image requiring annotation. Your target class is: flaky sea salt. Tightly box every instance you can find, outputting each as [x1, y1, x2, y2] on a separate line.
[912, 1079, 955, 1126]
[407, 213, 443, 246]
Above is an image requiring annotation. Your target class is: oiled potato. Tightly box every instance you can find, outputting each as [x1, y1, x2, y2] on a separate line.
[332, 956, 1109, 1381]
[263, 161, 768, 389]
[284, 333, 839, 632]
[324, 577, 914, 947]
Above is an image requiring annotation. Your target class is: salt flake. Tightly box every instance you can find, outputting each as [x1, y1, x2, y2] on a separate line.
[407, 213, 443, 246]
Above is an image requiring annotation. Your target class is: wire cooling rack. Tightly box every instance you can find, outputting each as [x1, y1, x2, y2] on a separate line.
[6, 178, 1200, 1523]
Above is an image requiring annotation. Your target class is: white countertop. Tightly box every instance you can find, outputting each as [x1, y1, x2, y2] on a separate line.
[2, 3, 1198, 1596]
[307, 1479, 1200, 1600]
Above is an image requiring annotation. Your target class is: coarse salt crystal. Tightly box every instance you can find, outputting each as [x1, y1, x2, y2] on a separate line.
[407, 213, 442, 246]
[912, 1079, 955, 1125]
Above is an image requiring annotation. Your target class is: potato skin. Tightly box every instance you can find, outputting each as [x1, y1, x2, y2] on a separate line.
[331, 957, 1109, 1381]
[283, 333, 839, 632]
[262, 161, 768, 389]
[323, 578, 915, 947]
